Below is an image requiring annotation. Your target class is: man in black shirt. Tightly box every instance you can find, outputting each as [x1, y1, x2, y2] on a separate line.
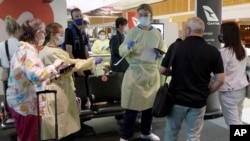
[160, 17, 224, 141]
[64, 8, 91, 76]
[110, 17, 129, 73]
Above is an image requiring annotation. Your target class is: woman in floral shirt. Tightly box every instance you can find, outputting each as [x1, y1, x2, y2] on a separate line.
[6, 18, 63, 141]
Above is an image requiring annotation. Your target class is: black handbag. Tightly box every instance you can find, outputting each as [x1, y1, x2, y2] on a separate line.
[152, 40, 180, 117]
[152, 82, 175, 117]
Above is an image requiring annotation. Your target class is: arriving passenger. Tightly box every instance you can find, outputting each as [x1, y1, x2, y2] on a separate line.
[6, 18, 64, 141]
[218, 22, 249, 126]
[92, 30, 110, 75]
[39, 22, 94, 141]
[160, 17, 225, 141]
[0, 16, 21, 97]
[110, 17, 129, 73]
[119, 4, 165, 141]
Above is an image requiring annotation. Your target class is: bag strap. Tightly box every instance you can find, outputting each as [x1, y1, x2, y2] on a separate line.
[164, 39, 181, 82]
[4, 40, 10, 62]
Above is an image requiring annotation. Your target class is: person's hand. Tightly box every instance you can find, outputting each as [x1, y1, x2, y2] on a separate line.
[53, 59, 64, 70]
[85, 99, 91, 109]
[127, 40, 135, 50]
[154, 50, 163, 58]
[95, 57, 103, 64]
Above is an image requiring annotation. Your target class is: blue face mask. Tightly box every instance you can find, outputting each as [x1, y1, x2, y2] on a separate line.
[74, 18, 83, 26]
[139, 17, 150, 26]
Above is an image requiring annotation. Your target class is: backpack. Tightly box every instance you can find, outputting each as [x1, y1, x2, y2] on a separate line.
[60, 25, 81, 51]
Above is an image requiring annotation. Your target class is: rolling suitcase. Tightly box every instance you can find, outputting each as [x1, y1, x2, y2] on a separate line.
[36, 90, 58, 141]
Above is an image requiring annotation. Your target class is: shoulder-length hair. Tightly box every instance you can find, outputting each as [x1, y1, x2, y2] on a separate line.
[221, 22, 245, 61]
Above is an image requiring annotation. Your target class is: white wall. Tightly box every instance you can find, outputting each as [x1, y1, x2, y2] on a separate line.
[50, 0, 67, 29]
[159, 18, 179, 48]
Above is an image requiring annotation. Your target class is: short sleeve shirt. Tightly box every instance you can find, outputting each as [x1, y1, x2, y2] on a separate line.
[161, 36, 224, 108]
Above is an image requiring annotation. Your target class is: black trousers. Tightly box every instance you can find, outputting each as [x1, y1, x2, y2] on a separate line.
[121, 108, 153, 139]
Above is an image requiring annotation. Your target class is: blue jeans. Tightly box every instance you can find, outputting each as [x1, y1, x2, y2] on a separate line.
[121, 108, 153, 139]
[164, 105, 206, 141]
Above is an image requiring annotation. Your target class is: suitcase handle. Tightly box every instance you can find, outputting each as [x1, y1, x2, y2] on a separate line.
[37, 90, 57, 95]
[37, 90, 58, 141]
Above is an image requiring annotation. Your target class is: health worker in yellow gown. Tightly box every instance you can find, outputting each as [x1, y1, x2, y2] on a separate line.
[39, 22, 94, 141]
[92, 30, 110, 75]
[118, 3, 166, 141]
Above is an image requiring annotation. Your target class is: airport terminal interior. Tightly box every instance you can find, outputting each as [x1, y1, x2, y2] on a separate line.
[1, 0, 250, 141]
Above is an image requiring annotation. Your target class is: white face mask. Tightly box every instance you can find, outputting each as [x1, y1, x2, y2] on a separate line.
[139, 17, 151, 26]
[38, 39, 45, 46]
[123, 26, 129, 33]
[55, 34, 64, 46]
[99, 35, 106, 40]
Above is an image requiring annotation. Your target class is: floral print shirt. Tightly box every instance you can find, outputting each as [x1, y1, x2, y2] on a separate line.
[6, 42, 58, 116]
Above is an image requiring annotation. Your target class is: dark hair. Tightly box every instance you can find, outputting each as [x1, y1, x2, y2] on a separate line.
[44, 22, 63, 45]
[71, 8, 81, 19]
[19, 18, 44, 42]
[5, 15, 20, 35]
[98, 30, 105, 34]
[115, 17, 127, 28]
[221, 22, 245, 61]
[137, 4, 153, 15]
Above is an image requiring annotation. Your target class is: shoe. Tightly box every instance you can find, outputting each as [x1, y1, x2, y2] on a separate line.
[140, 133, 160, 141]
[119, 138, 128, 141]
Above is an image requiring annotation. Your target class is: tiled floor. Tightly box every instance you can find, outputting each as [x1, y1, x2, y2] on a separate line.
[1, 98, 249, 141]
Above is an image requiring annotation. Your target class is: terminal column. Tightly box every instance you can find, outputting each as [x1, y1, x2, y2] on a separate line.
[196, 0, 223, 119]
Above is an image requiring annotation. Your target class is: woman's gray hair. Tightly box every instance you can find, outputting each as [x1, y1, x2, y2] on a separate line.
[186, 17, 205, 34]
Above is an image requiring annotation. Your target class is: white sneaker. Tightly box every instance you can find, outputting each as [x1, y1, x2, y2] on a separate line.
[119, 138, 128, 141]
[140, 133, 160, 141]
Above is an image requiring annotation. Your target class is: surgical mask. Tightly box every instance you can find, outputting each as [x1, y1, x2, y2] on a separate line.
[99, 35, 106, 40]
[74, 18, 83, 26]
[55, 34, 64, 46]
[123, 26, 129, 33]
[139, 17, 150, 26]
[38, 39, 45, 46]
[218, 34, 224, 43]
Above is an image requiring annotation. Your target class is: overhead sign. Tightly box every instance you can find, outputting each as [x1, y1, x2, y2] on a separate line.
[127, 12, 138, 29]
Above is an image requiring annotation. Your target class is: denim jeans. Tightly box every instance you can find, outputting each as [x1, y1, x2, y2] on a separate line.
[164, 104, 206, 141]
[219, 87, 246, 126]
[121, 108, 153, 139]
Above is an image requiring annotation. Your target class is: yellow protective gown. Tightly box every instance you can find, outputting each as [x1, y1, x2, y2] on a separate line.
[39, 46, 94, 140]
[119, 26, 165, 111]
[92, 39, 110, 75]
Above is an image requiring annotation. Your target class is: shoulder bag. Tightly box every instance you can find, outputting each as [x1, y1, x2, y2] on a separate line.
[152, 40, 180, 117]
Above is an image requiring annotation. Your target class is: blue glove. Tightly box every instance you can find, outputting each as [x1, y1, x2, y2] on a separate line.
[95, 57, 103, 64]
[154, 50, 163, 58]
[127, 40, 135, 50]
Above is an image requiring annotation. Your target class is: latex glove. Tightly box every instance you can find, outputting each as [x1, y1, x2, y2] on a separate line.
[127, 40, 135, 50]
[95, 57, 103, 64]
[154, 50, 163, 58]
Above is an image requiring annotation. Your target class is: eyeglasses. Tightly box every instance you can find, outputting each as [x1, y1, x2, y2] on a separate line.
[39, 30, 46, 35]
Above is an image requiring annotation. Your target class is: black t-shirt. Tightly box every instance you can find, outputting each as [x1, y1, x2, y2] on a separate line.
[64, 24, 91, 77]
[161, 36, 224, 108]
[64, 24, 87, 59]
[110, 31, 129, 72]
